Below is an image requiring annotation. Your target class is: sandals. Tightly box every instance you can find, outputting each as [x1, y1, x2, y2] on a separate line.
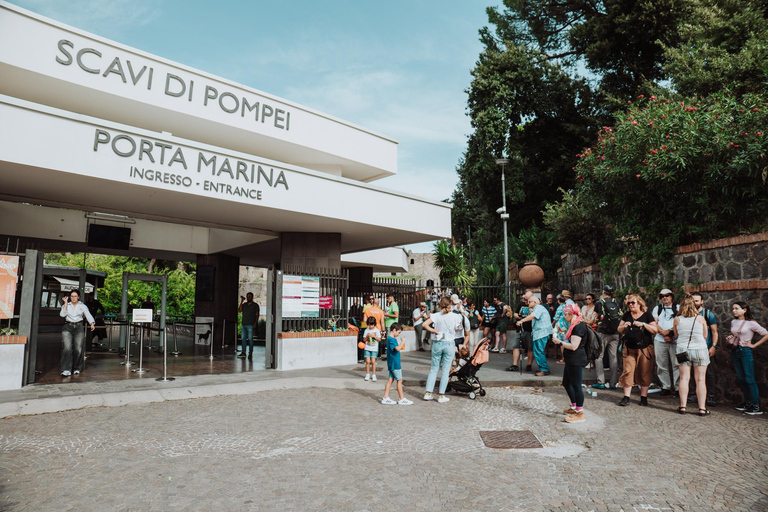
[677, 406, 686, 414]
[698, 409, 711, 416]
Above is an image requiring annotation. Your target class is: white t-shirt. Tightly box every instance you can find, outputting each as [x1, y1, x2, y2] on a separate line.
[362, 327, 381, 354]
[412, 308, 426, 326]
[430, 311, 464, 342]
[653, 305, 677, 343]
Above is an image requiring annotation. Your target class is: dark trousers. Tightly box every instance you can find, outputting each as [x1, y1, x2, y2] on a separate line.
[562, 364, 584, 407]
[61, 323, 85, 373]
[357, 329, 365, 360]
[705, 363, 716, 399]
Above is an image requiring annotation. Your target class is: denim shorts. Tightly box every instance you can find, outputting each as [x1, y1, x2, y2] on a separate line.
[389, 369, 402, 381]
[364, 350, 377, 358]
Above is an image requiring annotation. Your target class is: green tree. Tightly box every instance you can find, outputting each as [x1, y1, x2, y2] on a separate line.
[550, 93, 768, 268]
[44, 253, 196, 319]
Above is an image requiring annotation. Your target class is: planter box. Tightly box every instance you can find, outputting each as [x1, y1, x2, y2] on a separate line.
[277, 334, 357, 370]
[0, 336, 27, 391]
[277, 330, 354, 339]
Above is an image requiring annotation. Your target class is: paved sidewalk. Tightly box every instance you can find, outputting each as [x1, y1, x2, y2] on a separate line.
[1, 350, 590, 419]
[1, 383, 765, 511]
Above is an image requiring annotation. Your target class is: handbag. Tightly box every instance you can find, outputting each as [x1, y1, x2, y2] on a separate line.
[725, 320, 744, 350]
[621, 317, 650, 349]
[675, 314, 698, 364]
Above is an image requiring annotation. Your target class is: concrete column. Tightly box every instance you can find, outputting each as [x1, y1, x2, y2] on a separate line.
[280, 233, 341, 270]
[195, 253, 240, 354]
[18, 249, 43, 385]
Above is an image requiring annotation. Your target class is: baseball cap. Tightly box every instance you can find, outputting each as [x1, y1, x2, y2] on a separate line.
[450, 294, 461, 304]
[659, 288, 673, 295]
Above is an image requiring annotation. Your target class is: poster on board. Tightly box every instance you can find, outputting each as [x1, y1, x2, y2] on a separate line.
[0, 255, 20, 320]
[282, 275, 320, 318]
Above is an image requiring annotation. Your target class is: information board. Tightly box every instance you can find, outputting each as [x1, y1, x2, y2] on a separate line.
[132, 309, 153, 323]
[282, 275, 320, 318]
[0, 256, 20, 320]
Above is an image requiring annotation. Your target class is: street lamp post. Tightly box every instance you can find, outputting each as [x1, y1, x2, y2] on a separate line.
[495, 158, 510, 305]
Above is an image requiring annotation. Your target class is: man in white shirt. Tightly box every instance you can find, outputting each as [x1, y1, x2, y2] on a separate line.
[59, 289, 95, 377]
[412, 302, 429, 351]
[652, 288, 679, 396]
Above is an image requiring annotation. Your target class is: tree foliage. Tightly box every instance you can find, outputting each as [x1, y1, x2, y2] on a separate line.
[44, 253, 196, 320]
[454, 0, 768, 276]
[547, 93, 768, 267]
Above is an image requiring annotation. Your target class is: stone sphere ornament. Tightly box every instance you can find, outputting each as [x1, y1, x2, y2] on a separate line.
[518, 261, 545, 288]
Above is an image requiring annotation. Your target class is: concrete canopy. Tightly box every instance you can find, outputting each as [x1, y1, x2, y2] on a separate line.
[0, 97, 451, 263]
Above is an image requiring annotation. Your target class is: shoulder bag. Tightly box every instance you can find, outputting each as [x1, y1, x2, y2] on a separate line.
[725, 320, 744, 351]
[675, 314, 698, 364]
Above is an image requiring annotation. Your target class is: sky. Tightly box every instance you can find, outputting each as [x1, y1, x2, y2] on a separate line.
[10, 0, 498, 252]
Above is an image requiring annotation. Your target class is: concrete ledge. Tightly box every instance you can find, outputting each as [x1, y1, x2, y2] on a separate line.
[0, 344, 25, 391]
[276, 335, 357, 370]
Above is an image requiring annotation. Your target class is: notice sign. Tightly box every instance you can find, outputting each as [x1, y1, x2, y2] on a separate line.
[282, 275, 320, 318]
[132, 309, 153, 323]
[319, 296, 333, 309]
[195, 317, 214, 345]
[0, 255, 19, 320]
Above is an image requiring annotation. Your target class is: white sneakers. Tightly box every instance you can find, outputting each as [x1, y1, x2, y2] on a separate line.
[73, 370, 80, 375]
[423, 392, 450, 403]
[364, 374, 370, 381]
[382, 397, 413, 405]
[61, 370, 71, 376]
[372, 375, 377, 382]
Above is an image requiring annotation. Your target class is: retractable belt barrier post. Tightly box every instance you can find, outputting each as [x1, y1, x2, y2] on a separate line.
[209, 321, 216, 360]
[171, 322, 181, 356]
[120, 321, 135, 367]
[132, 323, 149, 374]
[156, 326, 175, 382]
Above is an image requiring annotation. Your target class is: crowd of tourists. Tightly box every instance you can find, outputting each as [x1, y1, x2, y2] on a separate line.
[348, 286, 767, 420]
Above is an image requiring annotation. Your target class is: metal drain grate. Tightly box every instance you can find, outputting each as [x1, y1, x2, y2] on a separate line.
[479, 430, 542, 449]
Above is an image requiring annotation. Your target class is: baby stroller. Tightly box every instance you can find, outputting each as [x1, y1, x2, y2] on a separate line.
[446, 337, 491, 399]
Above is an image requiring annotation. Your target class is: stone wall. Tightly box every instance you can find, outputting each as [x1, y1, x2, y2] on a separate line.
[558, 232, 768, 408]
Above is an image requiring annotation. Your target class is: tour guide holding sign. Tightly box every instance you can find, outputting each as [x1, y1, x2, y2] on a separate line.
[59, 289, 95, 377]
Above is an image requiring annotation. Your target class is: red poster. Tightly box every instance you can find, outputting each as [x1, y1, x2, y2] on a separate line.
[319, 296, 333, 309]
[0, 255, 20, 320]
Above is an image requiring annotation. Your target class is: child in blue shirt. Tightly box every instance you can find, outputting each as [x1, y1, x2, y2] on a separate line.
[381, 323, 413, 405]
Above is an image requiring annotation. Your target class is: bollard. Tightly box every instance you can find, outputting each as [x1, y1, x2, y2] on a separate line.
[120, 322, 135, 366]
[171, 321, 181, 356]
[156, 327, 175, 382]
[208, 322, 217, 360]
[132, 326, 148, 373]
[107, 320, 118, 352]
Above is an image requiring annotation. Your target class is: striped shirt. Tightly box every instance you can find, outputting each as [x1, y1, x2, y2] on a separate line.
[481, 305, 497, 323]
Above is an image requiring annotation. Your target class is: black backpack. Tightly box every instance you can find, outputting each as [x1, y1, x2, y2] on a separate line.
[599, 298, 621, 334]
[584, 326, 603, 362]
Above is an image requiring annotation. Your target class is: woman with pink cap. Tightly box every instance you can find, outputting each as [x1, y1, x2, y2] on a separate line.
[552, 303, 588, 423]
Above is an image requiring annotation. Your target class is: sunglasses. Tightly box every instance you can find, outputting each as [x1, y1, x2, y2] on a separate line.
[659, 294, 672, 298]
[627, 301, 637, 305]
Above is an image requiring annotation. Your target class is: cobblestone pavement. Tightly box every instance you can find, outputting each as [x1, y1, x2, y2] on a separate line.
[1, 385, 766, 511]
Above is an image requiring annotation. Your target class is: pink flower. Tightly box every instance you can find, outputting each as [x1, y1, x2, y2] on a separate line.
[636, 174, 641, 178]
[631, 121, 638, 125]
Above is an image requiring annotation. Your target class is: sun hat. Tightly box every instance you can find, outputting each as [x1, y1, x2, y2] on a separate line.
[450, 294, 461, 304]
